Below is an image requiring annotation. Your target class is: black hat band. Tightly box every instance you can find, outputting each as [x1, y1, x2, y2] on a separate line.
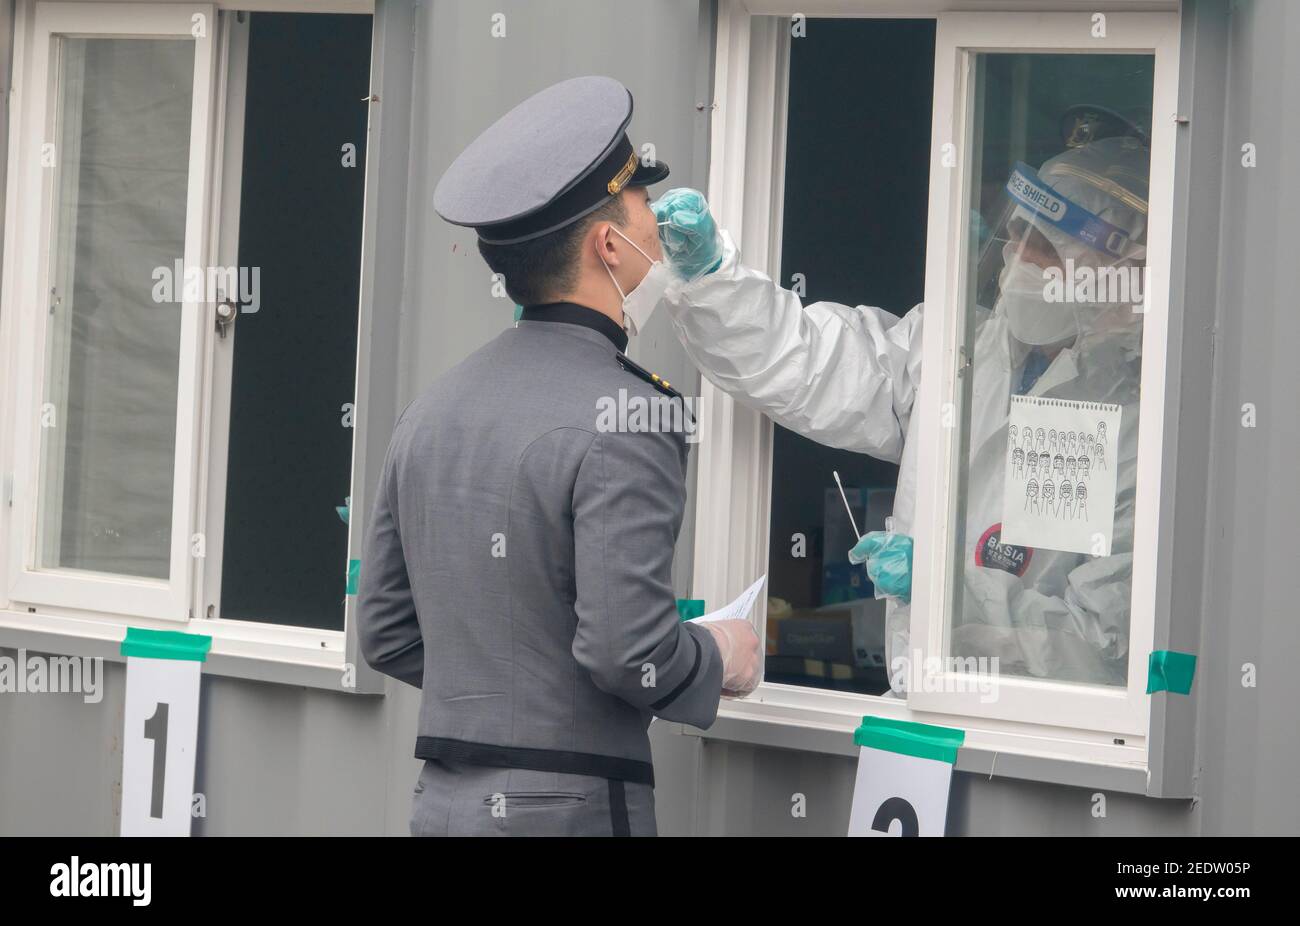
[479, 135, 639, 245]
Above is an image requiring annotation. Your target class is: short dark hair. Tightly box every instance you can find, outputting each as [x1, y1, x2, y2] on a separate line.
[477, 195, 628, 307]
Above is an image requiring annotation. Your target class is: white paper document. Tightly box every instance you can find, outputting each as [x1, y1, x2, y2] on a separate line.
[1001, 395, 1121, 556]
[689, 575, 768, 624]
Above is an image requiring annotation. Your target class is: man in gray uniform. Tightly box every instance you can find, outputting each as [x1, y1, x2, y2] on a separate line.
[358, 76, 761, 836]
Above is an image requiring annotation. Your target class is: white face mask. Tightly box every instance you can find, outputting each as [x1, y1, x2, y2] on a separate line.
[997, 253, 1078, 347]
[601, 226, 671, 337]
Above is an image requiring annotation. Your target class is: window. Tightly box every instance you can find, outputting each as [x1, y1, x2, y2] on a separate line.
[5, 2, 215, 621]
[693, 2, 1180, 778]
[765, 18, 933, 696]
[942, 51, 1154, 693]
[203, 12, 371, 632]
[909, 13, 1179, 737]
[0, 2, 375, 677]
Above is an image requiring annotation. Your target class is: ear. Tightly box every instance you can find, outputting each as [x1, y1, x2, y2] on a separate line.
[591, 221, 619, 268]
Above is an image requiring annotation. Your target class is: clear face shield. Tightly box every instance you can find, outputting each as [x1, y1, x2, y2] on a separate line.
[974, 157, 1150, 348]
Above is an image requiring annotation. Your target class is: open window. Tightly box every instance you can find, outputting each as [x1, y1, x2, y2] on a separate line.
[0, 1, 375, 684]
[691, 2, 1181, 788]
[201, 11, 371, 634]
[764, 18, 933, 697]
[5, 1, 217, 622]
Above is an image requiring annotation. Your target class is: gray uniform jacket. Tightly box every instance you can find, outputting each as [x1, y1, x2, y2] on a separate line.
[358, 315, 724, 794]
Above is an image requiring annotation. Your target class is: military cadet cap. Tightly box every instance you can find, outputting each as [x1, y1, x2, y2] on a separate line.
[433, 76, 670, 245]
[1060, 103, 1151, 150]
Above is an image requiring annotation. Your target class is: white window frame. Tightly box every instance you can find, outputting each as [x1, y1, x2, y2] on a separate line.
[2, 1, 218, 622]
[908, 12, 1179, 735]
[693, 0, 1179, 773]
[0, 0, 375, 683]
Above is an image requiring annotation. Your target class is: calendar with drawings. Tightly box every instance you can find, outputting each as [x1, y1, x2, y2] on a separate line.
[1000, 395, 1122, 556]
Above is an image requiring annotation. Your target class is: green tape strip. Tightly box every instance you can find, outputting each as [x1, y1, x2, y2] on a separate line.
[1147, 650, 1197, 695]
[120, 627, 212, 662]
[346, 559, 361, 595]
[676, 599, 705, 621]
[853, 716, 965, 765]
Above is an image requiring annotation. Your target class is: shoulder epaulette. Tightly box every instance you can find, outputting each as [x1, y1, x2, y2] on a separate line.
[615, 352, 684, 401]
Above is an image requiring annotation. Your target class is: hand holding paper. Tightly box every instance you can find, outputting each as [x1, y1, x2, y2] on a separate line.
[692, 575, 766, 698]
[704, 621, 761, 697]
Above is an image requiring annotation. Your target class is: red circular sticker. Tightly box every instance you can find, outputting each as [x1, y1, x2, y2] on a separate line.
[975, 523, 1033, 577]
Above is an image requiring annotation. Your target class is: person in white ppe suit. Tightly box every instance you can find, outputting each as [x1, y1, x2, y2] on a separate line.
[645, 130, 1151, 689]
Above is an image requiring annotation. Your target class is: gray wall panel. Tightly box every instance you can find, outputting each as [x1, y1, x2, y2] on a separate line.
[0, 652, 123, 836]
[388, 0, 714, 833]
[1195, 0, 1300, 837]
[190, 675, 390, 836]
[398, 0, 708, 399]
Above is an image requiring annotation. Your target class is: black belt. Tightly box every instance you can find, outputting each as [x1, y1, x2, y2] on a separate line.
[416, 736, 644, 836]
[414, 736, 655, 787]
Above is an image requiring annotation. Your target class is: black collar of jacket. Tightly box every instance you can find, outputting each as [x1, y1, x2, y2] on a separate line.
[520, 302, 628, 352]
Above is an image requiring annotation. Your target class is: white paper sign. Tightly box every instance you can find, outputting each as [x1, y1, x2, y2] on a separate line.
[847, 747, 954, 837]
[120, 656, 202, 836]
[1001, 395, 1121, 556]
[688, 574, 767, 624]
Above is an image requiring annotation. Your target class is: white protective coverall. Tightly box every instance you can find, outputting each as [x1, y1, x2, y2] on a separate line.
[660, 137, 1146, 688]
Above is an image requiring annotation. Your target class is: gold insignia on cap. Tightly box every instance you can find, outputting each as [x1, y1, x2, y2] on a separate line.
[607, 152, 638, 195]
[1065, 112, 1101, 148]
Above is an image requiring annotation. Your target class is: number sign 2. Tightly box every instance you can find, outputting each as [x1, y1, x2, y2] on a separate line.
[847, 717, 965, 837]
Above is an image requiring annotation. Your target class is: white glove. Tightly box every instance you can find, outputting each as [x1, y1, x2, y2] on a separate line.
[703, 619, 762, 697]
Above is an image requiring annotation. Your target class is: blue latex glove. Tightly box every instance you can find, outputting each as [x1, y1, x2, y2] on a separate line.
[651, 187, 724, 281]
[848, 531, 913, 603]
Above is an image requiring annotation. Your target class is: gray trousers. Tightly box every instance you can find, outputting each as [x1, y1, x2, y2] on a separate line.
[409, 759, 657, 836]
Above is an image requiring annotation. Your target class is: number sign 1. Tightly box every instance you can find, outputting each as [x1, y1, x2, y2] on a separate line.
[119, 628, 211, 836]
[847, 716, 965, 837]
